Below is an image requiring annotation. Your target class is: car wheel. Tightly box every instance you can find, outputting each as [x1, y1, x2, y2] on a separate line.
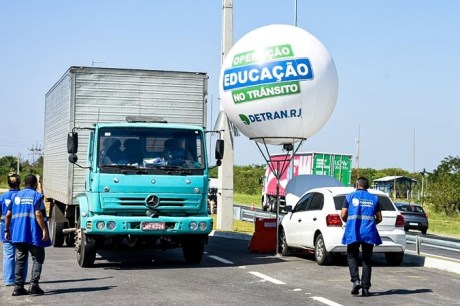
[421, 229, 427, 235]
[385, 252, 404, 266]
[278, 228, 291, 256]
[315, 234, 332, 265]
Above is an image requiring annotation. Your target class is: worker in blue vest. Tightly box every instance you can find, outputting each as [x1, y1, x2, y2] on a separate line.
[341, 176, 382, 297]
[0, 173, 28, 286]
[4, 174, 51, 296]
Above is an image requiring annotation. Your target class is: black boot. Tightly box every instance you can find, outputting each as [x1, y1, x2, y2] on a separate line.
[351, 280, 361, 295]
[28, 284, 45, 295]
[362, 288, 371, 297]
[12, 287, 29, 296]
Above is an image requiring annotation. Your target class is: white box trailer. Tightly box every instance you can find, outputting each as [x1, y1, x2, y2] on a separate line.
[43, 66, 208, 206]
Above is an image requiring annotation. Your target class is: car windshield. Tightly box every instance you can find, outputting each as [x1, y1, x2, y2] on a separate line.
[98, 127, 205, 174]
[396, 204, 425, 213]
[334, 195, 396, 211]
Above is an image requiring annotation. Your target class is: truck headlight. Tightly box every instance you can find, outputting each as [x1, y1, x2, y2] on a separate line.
[189, 221, 198, 231]
[96, 221, 105, 230]
[107, 221, 116, 230]
[199, 221, 207, 231]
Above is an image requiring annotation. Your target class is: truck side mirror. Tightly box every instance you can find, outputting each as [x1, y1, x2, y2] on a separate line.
[68, 154, 78, 164]
[67, 132, 78, 154]
[215, 139, 224, 160]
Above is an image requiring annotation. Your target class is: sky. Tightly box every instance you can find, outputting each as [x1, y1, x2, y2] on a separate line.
[0, 1, 459, 172]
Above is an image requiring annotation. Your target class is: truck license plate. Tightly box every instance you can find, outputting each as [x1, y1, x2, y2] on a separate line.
[141, 222, 165, 230]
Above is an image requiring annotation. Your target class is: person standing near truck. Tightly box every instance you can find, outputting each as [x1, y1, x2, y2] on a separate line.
[341, 176, 382, 297]
[0, 173, 28, 286]
[4, 174, 51, 296]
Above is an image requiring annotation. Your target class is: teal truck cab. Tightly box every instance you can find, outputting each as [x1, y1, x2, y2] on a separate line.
[67, 117, 223, 267]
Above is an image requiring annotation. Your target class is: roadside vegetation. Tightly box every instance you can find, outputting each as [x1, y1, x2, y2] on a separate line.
[2, 154, 459, 237]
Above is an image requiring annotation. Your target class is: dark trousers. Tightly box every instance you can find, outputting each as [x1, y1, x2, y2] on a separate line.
[347, 242, 374, 289]
[14, 243, 45, 288]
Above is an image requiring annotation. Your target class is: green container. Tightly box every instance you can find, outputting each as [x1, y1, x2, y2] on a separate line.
[312, 153, 352, 186]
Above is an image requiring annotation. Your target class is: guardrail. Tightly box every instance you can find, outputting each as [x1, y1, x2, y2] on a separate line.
[406, 232, 460, 254]
[234, 206, 460, 254]
[233, 206, 277, 222]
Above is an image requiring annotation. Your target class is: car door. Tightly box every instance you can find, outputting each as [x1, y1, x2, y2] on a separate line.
[301, 192, 325, 248]
[377, 195, 398, 232]
[283, 192, 312, 246]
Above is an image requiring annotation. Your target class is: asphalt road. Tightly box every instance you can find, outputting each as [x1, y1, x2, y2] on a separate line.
[1, 234, 460, 306]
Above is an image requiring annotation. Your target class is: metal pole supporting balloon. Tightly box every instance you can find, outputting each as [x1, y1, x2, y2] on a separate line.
[253, 137, 305, 255]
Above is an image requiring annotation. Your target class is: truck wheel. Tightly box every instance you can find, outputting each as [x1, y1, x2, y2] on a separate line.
[76, 228, 96, 267]
[385, 252, 404, 266]
[182, 238, 204, 264]
[315, 234, 332, 265]
[49, 206, 65, 247]
[66, 235, 75, 247]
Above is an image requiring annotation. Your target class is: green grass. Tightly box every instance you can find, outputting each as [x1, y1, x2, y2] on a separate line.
[211, 214, 254, 234]
[422, 207, 460, 238]
[234, 193, 261, 208]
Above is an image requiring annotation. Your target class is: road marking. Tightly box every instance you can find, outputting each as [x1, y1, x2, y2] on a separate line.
[208, 255, 234, 264]
[248, 271, 286, 285]
[310, 296, 343, 306]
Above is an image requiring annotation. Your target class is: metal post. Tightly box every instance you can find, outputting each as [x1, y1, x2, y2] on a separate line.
[416, 234, 421, 255]
[217, 0, 234, 231]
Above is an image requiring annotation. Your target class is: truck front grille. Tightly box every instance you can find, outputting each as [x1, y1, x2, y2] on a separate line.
[101, 196, 199, 209]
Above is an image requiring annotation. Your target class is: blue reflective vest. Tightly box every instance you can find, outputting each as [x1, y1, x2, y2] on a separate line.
[10, 187, 51, 248]
[0, 189, 19, 242]
[342, 189, 382, 245]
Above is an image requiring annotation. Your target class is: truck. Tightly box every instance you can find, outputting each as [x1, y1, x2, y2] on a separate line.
[261, 152, 352, 212]
[43, 66, 223, 267]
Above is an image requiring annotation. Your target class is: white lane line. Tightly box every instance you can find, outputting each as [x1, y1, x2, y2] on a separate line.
[248, 271, 286, 285]
[310, 296, 343, 306]
[208, 255, 234, 265]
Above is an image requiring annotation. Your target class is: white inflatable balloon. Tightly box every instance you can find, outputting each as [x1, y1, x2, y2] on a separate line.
[219, 24, 338, 145]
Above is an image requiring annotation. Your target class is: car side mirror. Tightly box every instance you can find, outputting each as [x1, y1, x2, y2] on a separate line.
[284, 205, 292, 213]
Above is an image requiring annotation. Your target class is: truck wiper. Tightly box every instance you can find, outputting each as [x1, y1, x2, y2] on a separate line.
[100, 164, 147, 174]
[101, 164, 139, 169]
[150, 165, 192, 175]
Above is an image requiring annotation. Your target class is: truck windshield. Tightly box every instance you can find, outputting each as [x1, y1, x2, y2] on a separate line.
[98, 127, 205, 173]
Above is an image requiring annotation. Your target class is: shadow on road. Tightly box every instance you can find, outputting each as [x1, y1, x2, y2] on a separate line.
[372, 288, 433, 296]
[45, 285, 116, 295]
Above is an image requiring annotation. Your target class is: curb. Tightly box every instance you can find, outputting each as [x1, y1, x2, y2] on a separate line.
[405, 250, 460, 275]
[209, 230, 252, 241]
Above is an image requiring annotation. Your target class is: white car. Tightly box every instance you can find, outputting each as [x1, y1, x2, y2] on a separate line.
[279, 185, 406, 266]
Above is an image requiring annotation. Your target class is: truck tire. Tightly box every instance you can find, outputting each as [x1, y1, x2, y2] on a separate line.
[49, 206, 65, 247]
[182, 237, 204, 264]
[76, 228, 97, 267]
[66, 235, 75, 247]
[315, 234, 332, 265]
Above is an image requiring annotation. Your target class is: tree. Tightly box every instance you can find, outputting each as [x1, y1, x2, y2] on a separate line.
[234, 164, 265, 195]
[427, 156, 460, 215]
